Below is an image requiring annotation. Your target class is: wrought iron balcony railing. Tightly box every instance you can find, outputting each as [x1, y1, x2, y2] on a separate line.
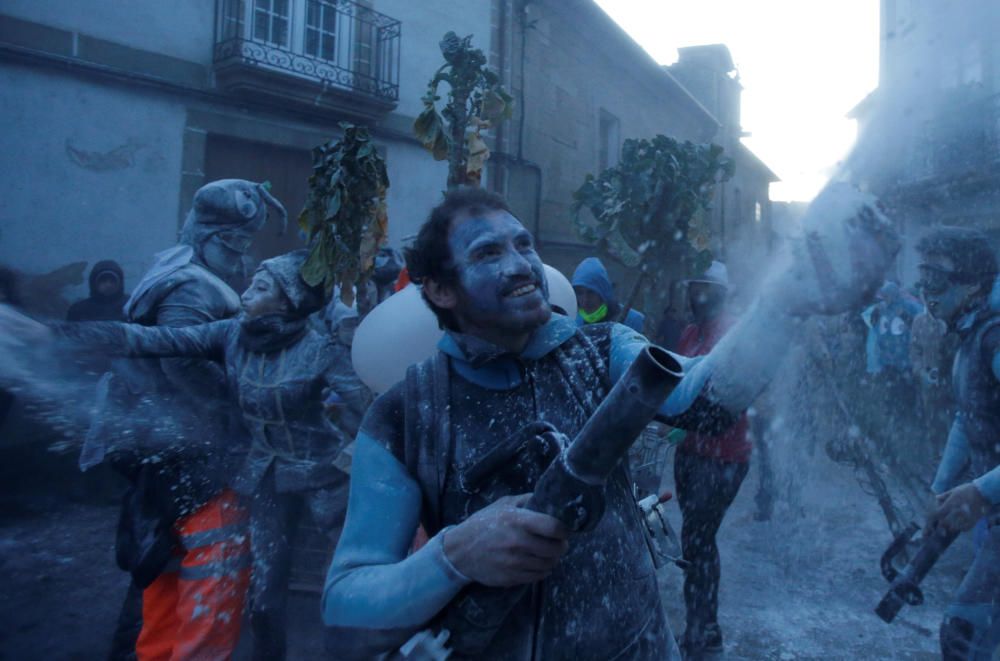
[214, 0, 400, 112]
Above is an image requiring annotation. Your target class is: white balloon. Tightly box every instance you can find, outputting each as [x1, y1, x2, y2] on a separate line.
[544, 263, 577, 319]
[351, 264, 577, 393]
[350, 285, 439, 395]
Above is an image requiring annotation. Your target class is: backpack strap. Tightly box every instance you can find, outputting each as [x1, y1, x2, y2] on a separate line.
[403, 351, 452, 536]
[552, 326, 612, 418]
[973, 314, 1000, 356]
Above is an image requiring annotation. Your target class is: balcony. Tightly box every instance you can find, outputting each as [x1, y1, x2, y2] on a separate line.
[213, 0, 400, 119]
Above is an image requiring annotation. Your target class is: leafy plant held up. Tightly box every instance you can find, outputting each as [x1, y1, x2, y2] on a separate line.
[413, 31, 514, 188]
[299, 123, 389, 307]
[573, 135, 734, 319]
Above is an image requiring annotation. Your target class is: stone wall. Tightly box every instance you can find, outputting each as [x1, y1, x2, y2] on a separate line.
[0, 0, 491, 299]
[0, 64, 185, 300]
[502, 0, 720, 293]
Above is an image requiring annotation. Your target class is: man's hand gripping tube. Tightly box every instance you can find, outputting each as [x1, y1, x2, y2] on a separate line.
[432, 345, 682, 658]
[529, 345, 682, 531]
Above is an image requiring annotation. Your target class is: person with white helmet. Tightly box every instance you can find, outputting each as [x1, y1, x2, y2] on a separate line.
[672, 260, 752, 658]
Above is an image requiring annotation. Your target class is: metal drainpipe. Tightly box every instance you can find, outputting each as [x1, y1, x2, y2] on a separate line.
[492, 0, 509, 195]
[517, 1, 544, 245]
[490, 0, 543, 246]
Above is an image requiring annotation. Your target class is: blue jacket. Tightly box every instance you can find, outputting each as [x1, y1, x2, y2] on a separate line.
[571, 257, 645, 333]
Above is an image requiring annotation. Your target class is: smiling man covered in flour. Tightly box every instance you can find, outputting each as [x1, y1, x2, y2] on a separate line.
[325, 185, 896, 659]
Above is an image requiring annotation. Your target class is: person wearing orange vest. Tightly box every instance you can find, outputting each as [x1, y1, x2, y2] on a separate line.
[24, 250, 366, 661]
[100, 179, 284, 660]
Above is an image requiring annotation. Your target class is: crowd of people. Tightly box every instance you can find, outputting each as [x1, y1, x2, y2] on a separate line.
[0, 180, 997, 661]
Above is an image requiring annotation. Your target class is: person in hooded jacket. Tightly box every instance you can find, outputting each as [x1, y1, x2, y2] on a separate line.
[572, 256, 646, 333]
[67, 261, 130, 322]
[17, 249, 369, 661]
[673, 261, 751, 659]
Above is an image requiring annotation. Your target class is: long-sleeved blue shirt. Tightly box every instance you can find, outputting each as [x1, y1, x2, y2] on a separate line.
[321, 316, 727, 639]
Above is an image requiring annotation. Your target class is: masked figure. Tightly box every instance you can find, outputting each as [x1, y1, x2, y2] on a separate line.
[99, 179, 283, 661]
[918, 227, 1000, 661]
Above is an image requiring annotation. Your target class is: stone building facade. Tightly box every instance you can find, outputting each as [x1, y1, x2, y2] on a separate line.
[0, 0, 484, 295]
[668, 44, 778, 297]
[849, 0, 1000, 284]
[0, 0, 775, 309]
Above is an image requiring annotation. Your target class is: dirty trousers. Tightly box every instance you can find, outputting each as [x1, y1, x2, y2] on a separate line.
[135, 489, 251, 661]
[248, 471, 350, 661]
[674, 451, 749, 637]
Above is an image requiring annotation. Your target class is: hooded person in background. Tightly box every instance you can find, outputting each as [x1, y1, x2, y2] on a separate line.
[67, 261, 130, 381]
[572, 256, 646, 333]
[67, 261, 130, 322]
[673, 260, 752, 659]
[4, 250, 370, 661]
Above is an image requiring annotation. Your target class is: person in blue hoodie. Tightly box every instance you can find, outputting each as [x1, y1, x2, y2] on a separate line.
[571, 256, 646, 333]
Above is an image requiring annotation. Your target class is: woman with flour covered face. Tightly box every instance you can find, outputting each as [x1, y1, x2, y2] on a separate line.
[0, 250, 370, 661]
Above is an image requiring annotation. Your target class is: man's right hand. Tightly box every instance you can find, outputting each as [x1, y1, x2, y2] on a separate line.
[443, 493, 570, 587]
[924, 483, 992, 535]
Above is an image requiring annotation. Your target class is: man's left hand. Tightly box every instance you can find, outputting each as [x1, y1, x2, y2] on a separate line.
[927, 483, 992, 534]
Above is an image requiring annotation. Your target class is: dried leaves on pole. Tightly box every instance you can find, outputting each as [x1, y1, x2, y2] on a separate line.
[572, 135, 733, 318]
[413, 31, 514, 188]
[299, 123, 389, 307]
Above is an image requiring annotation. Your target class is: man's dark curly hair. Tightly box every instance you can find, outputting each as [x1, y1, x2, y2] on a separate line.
[405, 187, 513, 330]
[916, 226, 998, 292]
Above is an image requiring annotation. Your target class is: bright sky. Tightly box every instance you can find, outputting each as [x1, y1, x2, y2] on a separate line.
[593, 0, 880, 202]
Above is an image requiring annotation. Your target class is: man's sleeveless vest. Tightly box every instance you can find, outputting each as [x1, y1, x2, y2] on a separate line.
[953, 310, 1000, 480]
[403, 324, 670, 660]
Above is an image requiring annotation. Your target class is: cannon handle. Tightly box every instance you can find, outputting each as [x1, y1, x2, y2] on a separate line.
[879, 521, 919, 583]
[875, 524, 958, 623]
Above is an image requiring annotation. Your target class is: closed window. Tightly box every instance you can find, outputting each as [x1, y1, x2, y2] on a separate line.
[236, 0, 352, 65]
[253, 0, 290, 48]
[599, 109, 621, 172]
[305, 0, 338, 61]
